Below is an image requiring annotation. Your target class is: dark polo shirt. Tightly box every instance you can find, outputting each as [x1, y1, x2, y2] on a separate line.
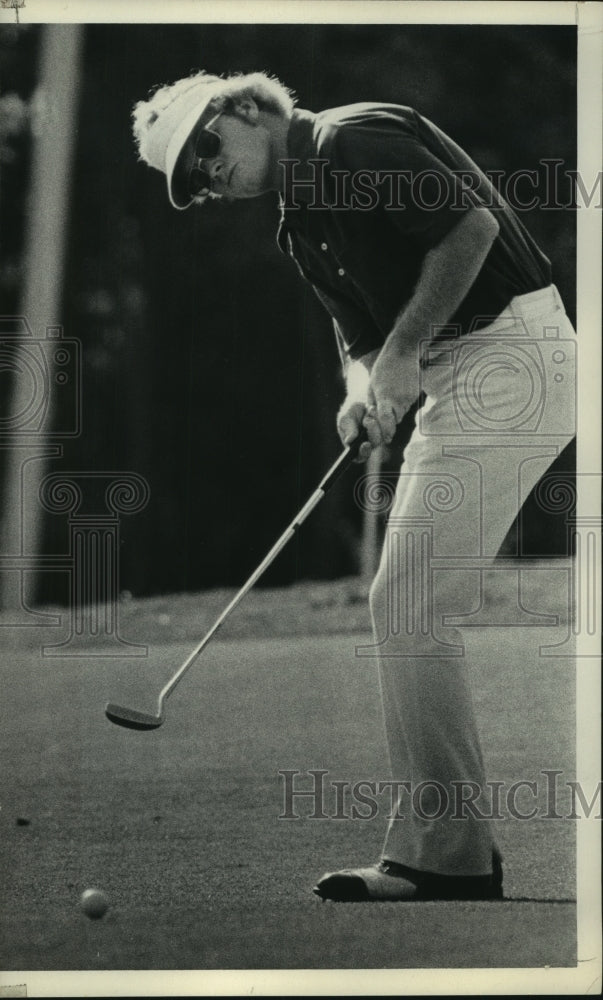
[277, 105, 551, 366]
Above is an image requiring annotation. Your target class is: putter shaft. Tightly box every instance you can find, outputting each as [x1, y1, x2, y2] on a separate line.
[106, 431, 366, 729]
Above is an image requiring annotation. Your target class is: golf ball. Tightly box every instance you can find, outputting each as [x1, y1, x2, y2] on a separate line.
[80, 888, 109, 919]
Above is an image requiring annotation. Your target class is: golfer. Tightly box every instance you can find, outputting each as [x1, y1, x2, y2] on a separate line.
[132, 71, 575, 901]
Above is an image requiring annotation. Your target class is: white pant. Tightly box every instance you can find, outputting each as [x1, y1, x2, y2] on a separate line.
[367, 284, 575, 875]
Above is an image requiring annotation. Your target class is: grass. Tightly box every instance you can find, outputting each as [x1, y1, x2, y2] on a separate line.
[0, 567, 577, 975]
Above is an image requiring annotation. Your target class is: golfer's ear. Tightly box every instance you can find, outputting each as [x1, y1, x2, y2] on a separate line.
[234, 96, 259, 123]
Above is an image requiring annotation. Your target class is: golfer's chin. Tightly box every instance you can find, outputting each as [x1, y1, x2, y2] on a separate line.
[229, 165, 277, 200]
[230, 185, 273, 201]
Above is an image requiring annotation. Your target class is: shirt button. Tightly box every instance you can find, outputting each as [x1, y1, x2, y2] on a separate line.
[337, 267, 345, 277]
[320, 242, 328, 251]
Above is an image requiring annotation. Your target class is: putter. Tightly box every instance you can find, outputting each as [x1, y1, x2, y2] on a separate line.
[105, 430, 368, 730]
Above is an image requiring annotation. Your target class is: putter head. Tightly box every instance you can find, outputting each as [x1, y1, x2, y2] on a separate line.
[105, 703, 163, 731]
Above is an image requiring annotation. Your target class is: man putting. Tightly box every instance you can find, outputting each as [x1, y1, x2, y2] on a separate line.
[132, 71, 575, 901]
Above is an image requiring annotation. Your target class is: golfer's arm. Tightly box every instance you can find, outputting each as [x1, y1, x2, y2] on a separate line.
[386, 207, 500, 359]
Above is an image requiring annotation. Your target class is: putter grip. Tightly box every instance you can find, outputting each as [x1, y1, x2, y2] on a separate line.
[319, 427, 369, 494]
[347, 425, 370, 460]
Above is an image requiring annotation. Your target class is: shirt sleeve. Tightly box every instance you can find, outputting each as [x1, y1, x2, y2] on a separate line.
[331, 115, 477, 251]
[311, 282, 381, 369]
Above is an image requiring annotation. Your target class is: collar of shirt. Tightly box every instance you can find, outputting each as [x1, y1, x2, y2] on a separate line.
[277, 107, 323, 252]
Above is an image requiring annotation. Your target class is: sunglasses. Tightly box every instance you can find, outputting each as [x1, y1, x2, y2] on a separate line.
[187, 112, 222, 199]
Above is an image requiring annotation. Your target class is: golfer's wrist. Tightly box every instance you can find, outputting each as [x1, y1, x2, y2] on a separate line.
[344, 354, 377, 402]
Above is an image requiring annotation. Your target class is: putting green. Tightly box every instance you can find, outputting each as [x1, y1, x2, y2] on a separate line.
[0, 574, 577, 972]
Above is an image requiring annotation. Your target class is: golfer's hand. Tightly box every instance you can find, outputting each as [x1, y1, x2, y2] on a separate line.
[364, 344, 420, 448]
[337, 399, 372, 462]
